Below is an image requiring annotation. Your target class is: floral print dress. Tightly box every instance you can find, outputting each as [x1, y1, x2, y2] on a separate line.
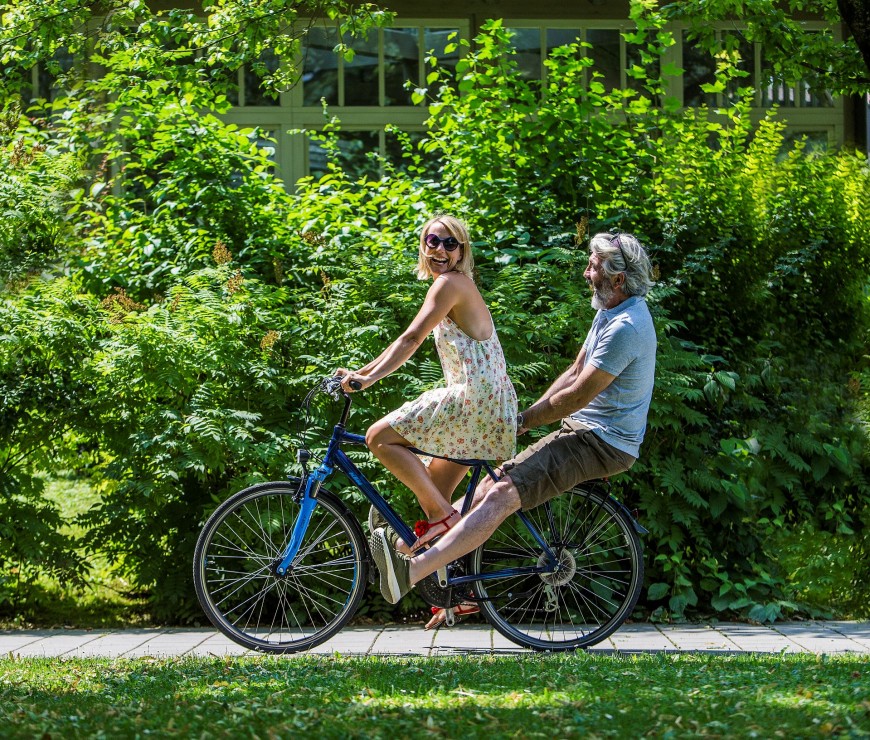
[385, 315, 517, 461]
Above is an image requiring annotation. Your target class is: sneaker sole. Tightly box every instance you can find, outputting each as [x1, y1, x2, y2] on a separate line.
[370, 528, 402, 604]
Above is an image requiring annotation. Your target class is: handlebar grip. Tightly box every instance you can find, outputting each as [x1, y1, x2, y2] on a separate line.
[349, 380, 362, 391]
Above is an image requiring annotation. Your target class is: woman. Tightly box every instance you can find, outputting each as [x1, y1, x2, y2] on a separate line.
[337, 215, 517, 622]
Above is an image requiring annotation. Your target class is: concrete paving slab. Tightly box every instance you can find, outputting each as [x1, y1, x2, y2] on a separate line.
[0, 630, 53, 654]
[705, 624, 815, 654]
[370, 625, 434, 656]
[605, 623, 676, 652]
[773, 622, 869, 654]
[14, 630, 106, 658]
[823, 621, 870, 649]
[431, 625, 504, 655]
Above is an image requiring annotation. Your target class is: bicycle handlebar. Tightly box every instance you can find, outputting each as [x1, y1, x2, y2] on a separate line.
[322, 376, 362, 398]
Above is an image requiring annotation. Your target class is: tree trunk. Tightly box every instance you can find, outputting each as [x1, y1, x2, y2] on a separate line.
[838, 0, 870, 81]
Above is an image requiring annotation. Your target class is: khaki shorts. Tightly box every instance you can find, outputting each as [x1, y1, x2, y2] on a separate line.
[501, 418, 636, 511]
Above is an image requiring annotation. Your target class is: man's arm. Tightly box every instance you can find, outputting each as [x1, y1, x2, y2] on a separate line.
[520, 349, 615, 431]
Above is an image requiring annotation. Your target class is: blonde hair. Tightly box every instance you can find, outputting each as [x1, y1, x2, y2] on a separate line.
[415, 215, 474, 280]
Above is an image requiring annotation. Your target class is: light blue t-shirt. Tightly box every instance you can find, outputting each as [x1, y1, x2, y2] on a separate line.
[571, 296, 656, 458]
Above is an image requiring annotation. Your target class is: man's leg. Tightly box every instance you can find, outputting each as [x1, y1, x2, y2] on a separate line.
[409, 476, 522, 585]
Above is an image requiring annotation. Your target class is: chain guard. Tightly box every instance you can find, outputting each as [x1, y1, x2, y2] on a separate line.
[416, 572, 472, 609]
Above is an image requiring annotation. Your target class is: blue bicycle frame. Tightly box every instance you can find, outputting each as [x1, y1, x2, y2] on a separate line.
[275, 384, 560, 585]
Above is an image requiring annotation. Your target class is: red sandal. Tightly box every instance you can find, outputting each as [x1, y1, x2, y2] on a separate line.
[410, 509, 460, 553]
[425, 602, 480, 630]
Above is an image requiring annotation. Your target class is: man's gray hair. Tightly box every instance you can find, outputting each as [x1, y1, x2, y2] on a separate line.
[589, 232, 654, 297]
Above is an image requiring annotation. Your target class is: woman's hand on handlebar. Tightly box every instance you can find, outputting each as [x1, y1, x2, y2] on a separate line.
[335, 368, 371, 392]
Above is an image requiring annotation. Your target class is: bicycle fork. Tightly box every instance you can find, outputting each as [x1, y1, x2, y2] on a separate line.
[274, 465, 330, 576]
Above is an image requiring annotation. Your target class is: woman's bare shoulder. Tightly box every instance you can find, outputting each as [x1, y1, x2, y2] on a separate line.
[434, 271, 478, 292]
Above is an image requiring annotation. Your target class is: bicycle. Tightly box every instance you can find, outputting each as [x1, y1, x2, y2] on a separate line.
[193, 377, 646, 653]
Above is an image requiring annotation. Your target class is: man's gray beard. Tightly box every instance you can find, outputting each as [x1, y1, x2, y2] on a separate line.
[591, 281, 614, 310]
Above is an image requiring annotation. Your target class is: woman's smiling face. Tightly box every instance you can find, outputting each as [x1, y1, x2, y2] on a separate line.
[422, 221, 462, 276]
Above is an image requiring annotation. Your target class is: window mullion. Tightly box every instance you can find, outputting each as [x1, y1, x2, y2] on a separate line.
[378, 28, 385, 107]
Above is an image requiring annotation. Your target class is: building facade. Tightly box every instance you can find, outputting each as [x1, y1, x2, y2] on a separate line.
[26, 0, 866, 185]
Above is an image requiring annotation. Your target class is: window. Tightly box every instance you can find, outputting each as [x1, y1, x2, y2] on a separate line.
[301, 23, 461, 107]
[215, 18, 842, 184]
[585, 29, 621, 91]
[680, 29, 832, 111]
[503, 24, 657, 98]
[28, 47, 75, 102]
[307, 129, 426, 180]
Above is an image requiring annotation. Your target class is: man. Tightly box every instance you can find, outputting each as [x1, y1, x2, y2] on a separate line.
[371, 231, 657, 606]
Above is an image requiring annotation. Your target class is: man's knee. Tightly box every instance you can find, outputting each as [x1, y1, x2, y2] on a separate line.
[478, 476, 522, 518]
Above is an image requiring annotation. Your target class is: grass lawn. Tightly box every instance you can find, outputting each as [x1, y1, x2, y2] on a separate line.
[0, 652, 867, 738]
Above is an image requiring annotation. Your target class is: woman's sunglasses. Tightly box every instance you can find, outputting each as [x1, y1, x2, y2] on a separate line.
[424, 233, 462, 252]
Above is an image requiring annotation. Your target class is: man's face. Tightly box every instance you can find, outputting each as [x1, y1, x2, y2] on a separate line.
[584, 252, 616, 310]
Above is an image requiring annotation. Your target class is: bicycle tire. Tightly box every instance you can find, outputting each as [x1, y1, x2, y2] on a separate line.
[469, 485, 644, 651]
[193, 480, 368, 653]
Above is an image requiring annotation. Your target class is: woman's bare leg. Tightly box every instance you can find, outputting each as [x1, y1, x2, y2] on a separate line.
[400, 457, 468, 553]
[427, 457, 470, 507]
[366, 419, 455, 520]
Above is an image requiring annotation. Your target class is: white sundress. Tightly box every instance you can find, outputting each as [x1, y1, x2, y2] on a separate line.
[384, 315, 517, 461]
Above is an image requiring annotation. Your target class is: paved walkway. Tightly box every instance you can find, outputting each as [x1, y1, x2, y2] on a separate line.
[1, 621, 868, 658]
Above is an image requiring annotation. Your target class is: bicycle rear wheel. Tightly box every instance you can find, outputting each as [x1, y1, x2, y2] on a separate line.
[470, 485, 643, 651]
[193, 481, 368, 653]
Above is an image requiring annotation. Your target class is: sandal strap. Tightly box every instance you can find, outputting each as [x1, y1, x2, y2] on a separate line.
[414, 509, 459, 538]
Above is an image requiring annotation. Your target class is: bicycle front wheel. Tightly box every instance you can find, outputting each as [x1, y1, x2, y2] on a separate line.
[470, 485, 643, 651]
[193, 481, 368, 653]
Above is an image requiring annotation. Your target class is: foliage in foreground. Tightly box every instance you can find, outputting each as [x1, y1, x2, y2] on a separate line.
[0, 653, 867, 738]
[1, 17, 868, 624]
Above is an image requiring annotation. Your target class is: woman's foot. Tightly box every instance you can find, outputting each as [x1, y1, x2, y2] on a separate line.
[424, 602, 480, 630]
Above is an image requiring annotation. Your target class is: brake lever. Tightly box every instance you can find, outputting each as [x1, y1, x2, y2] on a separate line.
[323, 376, 361, 399]
[322, 377, 343, 398]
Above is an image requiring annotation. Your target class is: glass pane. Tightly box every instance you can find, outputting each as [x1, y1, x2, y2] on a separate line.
[344, 30, 379, 106]
[244, 51, 280, 106]
[546, 28, 582, 52]
[21, 68, 34, 103]
[384, 28, 418, 106]
[309, 130, 380, 179]
[800, 80, 834, 108]
[507, 28, 542, 82]
[205, 65, 239, 106]
[586, 29, 621, 91]
[723, 30, 754, 105]
[425, 27, 460, 88]
[232, 130, 277, 186]
[682, 31, 716, 107]
[626, 42, 660, 99]
[303, 26, 339, 106]
[38, 48, 74, 101]
[253, 130, 277, 163]
[761, 47, 795, 107]
[781, 129, 830, 153]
